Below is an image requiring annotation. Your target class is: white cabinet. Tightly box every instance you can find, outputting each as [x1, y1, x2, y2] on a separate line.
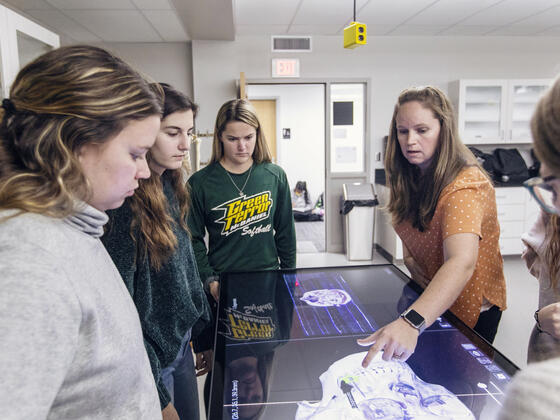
[450, 79, 551, 145]
[0, 5, 59, 97]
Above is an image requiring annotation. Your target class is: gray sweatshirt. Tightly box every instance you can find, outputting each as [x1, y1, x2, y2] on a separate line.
[0, 204, 161, 420]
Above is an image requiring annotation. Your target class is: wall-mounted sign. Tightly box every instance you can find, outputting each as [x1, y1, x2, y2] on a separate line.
[272, 58, 300, 78]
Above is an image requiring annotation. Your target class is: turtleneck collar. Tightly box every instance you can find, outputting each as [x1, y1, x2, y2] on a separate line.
[64, 201, 108, 238]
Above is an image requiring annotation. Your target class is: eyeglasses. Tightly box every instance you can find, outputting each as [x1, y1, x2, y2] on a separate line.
[523, 176, 559, 215]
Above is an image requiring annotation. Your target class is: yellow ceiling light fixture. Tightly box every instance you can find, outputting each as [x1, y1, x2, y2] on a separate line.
[343, 0, 367, 49]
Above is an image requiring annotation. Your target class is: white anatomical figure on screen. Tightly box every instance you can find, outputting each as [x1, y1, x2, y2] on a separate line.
[296, 352, 475, 419]
[300, 289, 352, 307]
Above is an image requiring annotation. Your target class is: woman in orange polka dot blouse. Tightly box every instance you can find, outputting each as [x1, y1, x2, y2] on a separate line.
[359, 86, 506, 368]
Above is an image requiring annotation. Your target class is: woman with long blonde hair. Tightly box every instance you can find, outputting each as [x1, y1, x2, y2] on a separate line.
[359, 86, 506, 367]
[0, 45, 162, 419]
[102, 83, 211, 420]
[188, 99, 296, 302]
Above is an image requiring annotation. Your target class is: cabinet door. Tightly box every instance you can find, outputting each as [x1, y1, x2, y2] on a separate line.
[507, 79, 551, 143]
[458, 80, 507, 144]
[0, 5, 59, 97]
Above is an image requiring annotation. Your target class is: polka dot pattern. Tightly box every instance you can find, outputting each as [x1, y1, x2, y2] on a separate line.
[394, 166, 507, 327]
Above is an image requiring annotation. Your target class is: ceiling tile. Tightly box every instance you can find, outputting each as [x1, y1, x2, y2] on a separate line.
[511, 5, 560, 26]
[358, 0, 437, 25]
[65, 10, 162, 42]
[46, 0, 135, 10]
[132, 0, 172, 9]
[486, 25, 550, 36]
[438, 25, 500, 36]
[407, 0, 503, 25]
[366, 24, 400, 36]
[3, 0, 54, 10]
[461, 0, 560, 26]
[535, 25, 560, 35]
[26, 9, 101, 42]
[142, 10, 188, 41]
[236, 24, 290, 36]
[388, 24, 449, 36]
[293, 0, 370, 25]
[235, 0, 301, 25]
[288, 24, 342, 36]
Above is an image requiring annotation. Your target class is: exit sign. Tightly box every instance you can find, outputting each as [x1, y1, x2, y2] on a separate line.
[272, 58, 300, 78]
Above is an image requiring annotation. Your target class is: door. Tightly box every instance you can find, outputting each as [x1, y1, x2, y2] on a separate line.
[251, 99, 277, 162]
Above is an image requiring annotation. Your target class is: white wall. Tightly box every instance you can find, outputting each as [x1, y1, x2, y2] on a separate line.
[91, 42, 194, 99]
[247, 84, 325, 205]
[192, 35, 560, 182]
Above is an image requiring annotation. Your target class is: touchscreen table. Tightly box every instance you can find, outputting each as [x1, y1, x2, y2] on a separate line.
[208, 264, 518, 420]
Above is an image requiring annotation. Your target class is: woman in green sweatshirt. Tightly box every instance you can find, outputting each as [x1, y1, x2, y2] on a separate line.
[102, 84, 211, 420]
[188, 99, 297, 301]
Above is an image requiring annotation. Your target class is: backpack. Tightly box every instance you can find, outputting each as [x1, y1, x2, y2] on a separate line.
[492, 148, 529, 184]
[468, 147, 496, 179]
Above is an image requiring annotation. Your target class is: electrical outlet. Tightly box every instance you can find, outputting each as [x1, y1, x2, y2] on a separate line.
[375, 152, 381, 161]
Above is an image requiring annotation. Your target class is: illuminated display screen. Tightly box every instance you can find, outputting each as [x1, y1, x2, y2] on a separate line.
[208, 265, 518, 420]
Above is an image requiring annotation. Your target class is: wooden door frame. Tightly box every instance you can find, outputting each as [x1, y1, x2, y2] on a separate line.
[247, 96, 281, 162]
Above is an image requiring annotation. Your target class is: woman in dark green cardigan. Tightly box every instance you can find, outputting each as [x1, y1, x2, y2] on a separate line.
[102, 84, 211, 420]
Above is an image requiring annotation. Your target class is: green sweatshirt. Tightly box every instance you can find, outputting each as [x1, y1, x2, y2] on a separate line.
[188, 162, 296, 283]
[102, 173, 211, 409]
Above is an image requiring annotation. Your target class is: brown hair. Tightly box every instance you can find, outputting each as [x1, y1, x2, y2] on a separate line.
[0, 45, 162, 218]
[209, 99, 272, 164]
[384, 86, 480, 231]
[532, 76, 560, 288]
[128, 83, 198, 270]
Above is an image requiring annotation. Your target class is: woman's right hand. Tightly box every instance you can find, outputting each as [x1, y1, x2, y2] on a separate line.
[357, 317, 419, 367]
[538, 302, 560, 338]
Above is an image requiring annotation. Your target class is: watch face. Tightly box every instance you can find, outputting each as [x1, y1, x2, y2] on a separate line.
[405, 309, 425, 326]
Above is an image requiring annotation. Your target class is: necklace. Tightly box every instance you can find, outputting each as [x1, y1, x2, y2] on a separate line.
[224, 164, 253, 196]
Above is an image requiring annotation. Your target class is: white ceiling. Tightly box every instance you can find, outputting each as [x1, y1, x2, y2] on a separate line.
[2, 0, 560, 43]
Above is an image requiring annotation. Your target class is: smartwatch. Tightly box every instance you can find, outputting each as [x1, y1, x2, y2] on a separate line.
[400, 308, 426, 332]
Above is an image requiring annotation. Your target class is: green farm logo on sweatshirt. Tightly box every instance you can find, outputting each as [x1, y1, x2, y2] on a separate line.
[212, 191, 273, 236]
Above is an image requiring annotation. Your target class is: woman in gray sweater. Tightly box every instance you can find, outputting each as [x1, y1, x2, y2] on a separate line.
[0, 46, 163, 419]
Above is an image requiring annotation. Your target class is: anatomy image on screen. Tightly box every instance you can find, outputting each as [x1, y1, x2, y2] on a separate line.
[284, 272, 377, 337]
[296, 352, 475, 420]
[300, 289, 352, 307]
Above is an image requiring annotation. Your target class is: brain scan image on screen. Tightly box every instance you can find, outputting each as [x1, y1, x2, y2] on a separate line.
[300, 289, 352, 307]
[296, 352, 475, 420]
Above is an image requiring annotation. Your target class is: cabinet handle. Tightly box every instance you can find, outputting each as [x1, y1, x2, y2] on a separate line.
[509, 129, 513, 141]
[500, 129, 504, 140]
[498, 212, 506, 216]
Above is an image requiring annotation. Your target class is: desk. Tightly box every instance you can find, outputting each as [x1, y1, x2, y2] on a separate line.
[208, 264, 518, 420]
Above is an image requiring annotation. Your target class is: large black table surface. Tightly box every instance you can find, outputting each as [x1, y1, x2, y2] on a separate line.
[207, 264, 518, 420]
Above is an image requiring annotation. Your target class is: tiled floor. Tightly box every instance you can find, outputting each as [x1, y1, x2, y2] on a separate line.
[197, 251, 538, 419]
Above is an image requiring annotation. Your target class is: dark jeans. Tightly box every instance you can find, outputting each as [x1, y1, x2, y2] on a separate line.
[473, 305, 502, 344]
[161, 330, 199, 420]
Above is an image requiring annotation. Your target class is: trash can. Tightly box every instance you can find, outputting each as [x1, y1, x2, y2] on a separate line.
[341, 183, 378, 261]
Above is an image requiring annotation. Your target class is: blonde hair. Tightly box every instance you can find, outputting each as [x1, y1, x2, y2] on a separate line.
[209, 99, 272, 164]
[0, 45, 162, 218]
[531, 76, 560, 288]
[384, 86, 480, 231]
